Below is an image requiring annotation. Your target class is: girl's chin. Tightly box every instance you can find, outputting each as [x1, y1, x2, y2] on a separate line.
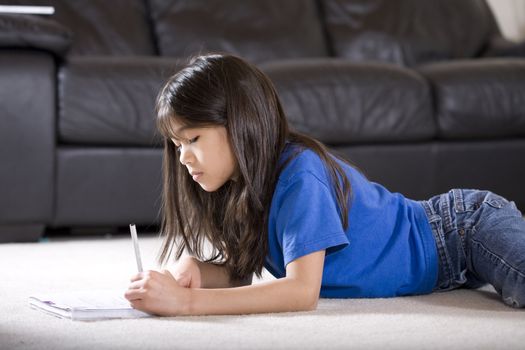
[198, 180, 229, 192]
[198, 181, 218, 192]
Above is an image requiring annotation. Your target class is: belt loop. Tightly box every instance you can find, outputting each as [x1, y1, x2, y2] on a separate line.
[452, 189, 464, 213]
[420, 200, 440, 223]
[441, 192, 453, 233]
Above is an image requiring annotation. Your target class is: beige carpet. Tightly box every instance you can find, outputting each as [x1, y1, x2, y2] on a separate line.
[1, 234, 524, 350]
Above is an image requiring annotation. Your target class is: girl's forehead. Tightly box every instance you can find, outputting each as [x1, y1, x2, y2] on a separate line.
[162, 115, 223, 140]
[168, 127, 191, 141]
[163, 117, 190, 138]
[166, 116, 184, 130]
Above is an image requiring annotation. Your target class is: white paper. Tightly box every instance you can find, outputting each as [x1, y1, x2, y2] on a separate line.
[29, 289, 151, 321]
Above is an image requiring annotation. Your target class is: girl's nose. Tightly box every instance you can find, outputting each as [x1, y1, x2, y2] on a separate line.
[179, 146, 193, 165]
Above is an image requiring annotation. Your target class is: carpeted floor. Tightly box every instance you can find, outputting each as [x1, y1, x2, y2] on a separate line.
[1, 234, 524, 349]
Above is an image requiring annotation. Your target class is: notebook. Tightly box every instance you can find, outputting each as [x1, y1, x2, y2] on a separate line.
[28, 289, 152, 321]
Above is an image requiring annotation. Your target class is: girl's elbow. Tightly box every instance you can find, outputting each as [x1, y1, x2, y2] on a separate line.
[305, 295, 319, 311]
[298, 290, 320, 311]
[286, 277, 321, 311]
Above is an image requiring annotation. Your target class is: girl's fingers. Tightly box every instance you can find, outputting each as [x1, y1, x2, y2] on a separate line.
[130, 270, 158, 282]
[128, 279, 144, 290]
[130, 272, 144, 282]
[124, 287, 146, 301]
[161, 269, 174, 278]
[176, 274, 191, 288]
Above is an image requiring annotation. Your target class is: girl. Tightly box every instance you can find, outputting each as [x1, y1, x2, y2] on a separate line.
[124, 54, 525, 315]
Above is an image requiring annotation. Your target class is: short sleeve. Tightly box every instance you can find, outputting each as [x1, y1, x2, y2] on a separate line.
[275, 171, 350, 267]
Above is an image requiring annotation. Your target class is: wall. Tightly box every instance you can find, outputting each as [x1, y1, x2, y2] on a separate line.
[486, 0, 525, 42]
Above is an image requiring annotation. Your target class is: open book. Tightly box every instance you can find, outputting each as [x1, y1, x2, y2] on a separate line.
[29, 289, 152, 321]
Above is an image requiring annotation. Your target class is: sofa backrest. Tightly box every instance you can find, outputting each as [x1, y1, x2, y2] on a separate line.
[3, 0, 329, 62]
[148, 0, 329, 63]
[3, 0, 155, 56]
[320, 0, 501, 66]
[3, 0, 502, 65]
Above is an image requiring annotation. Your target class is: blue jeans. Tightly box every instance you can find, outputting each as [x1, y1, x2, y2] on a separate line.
[419, 189, 525, 308]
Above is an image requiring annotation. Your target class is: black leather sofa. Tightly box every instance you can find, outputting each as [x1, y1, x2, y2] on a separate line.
[1, 0, 524, 242]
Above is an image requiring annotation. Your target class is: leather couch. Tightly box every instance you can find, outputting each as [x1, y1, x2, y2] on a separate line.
[1, 0, 524, 242]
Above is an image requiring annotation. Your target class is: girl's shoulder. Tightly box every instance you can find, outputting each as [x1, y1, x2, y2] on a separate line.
[277, 146, 331, 187]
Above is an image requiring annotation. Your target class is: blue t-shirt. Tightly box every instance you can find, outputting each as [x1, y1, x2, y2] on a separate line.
[265, 144, 438, 298]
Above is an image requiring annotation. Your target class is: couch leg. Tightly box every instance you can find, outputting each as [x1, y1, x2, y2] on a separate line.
[0, 224, 45, 243]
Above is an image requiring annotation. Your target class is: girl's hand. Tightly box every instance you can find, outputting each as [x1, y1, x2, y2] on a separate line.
[125, 269, 191, 316]
[170, 256, 202, 288]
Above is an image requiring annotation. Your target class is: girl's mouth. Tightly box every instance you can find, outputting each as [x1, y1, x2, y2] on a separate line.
[192, 172, 203, 181]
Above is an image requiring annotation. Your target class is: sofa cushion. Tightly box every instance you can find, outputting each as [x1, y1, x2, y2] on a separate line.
[418, 58, 525, 139]
[149, 0, 328, 63]
[2, 0, 155, 56]
[59, 57, 184, 146]
[262, 59, 435, 145]
[321, 0, 500, 66]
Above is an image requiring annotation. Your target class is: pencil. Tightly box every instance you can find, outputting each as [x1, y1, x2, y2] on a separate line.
[129, 224, 143, 273]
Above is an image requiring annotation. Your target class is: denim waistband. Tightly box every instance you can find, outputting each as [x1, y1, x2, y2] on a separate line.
[419, 189, 465, 235]
[418, 189, 469, 290]
[419, 194, 447, 291]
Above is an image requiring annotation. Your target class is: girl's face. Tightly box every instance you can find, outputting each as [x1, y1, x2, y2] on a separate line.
[170, 122, 238, 192]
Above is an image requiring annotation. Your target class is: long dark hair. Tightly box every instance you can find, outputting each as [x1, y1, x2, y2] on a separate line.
[155, 54, 351, 282]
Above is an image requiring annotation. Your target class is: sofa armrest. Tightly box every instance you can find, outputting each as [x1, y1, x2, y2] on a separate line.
[0, 51, 56, 241]
[0, 14, 72, 57]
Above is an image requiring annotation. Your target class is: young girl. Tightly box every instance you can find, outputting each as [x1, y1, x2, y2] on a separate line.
[124, 54, 525, 316]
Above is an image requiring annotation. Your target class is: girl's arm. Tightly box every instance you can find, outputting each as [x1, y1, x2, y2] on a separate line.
[171, 256, 252, 289]
[195, 258, 254, 288]
[125, 249, 325, 316]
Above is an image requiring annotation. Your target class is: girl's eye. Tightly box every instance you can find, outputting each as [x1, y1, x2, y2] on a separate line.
[188, 136, 199, 144]
[174, 136, 198, 153]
